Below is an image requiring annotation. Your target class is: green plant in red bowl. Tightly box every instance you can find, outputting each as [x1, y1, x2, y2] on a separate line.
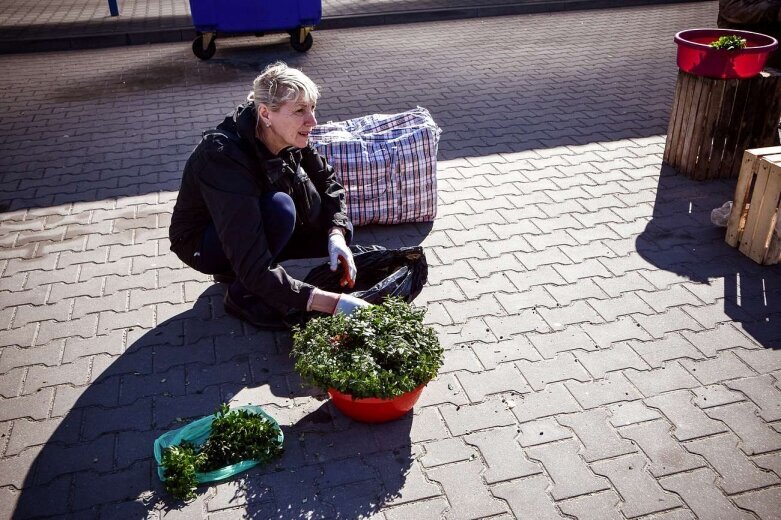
[674, 28, 778, 78]
[291, 297, 443, 422]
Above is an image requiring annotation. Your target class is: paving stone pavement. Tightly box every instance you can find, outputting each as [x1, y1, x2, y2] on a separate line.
[1, 1, 781, 519]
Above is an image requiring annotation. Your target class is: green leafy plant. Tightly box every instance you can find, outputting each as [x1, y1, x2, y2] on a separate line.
[291, 297, 443, 399]
[710, 35, 747, 50]
[160, 404, 283, 501]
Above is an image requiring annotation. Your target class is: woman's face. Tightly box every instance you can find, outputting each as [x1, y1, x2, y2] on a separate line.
[260, 96, 317, 154]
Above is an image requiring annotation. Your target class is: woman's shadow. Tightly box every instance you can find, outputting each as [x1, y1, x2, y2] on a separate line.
[636, 164, 781, 349]
[12, 249, 421, 519]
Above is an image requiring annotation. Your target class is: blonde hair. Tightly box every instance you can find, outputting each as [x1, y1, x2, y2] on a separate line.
[248, 61, 319, 111]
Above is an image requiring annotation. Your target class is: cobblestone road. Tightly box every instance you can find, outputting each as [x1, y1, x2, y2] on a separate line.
[1, 2, 780, 519]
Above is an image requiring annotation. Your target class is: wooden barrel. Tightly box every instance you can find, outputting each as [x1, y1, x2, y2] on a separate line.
[663, 69, 781, 180]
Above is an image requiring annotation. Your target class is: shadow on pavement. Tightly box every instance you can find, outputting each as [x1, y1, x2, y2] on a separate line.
[636, 165, 781, 349]
[12, 279, 416, 518]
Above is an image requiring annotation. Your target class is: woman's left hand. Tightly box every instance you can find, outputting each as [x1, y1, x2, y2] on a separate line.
[328, 230, 356, 288]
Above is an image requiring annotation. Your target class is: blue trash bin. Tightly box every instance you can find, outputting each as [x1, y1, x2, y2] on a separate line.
[189, 0, 322, 59]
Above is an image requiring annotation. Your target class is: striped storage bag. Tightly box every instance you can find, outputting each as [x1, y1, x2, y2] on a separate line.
[310, 107, 442, 226]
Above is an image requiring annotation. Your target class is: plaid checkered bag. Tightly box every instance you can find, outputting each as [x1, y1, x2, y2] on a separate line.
[310, 107, 441, 226]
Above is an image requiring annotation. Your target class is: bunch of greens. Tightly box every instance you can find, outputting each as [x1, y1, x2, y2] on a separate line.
[291, 297, 443, 399]
[710, 35, 747, 50]
[161, 404, 283, 501]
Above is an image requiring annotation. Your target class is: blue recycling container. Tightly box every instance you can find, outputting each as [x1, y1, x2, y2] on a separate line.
[189, 0, 322, 59]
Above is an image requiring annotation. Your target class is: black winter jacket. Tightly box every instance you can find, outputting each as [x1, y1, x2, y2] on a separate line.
[169, 102, 352, 313]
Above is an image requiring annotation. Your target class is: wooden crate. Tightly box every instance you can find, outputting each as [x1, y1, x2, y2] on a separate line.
[663, 69, 781, 180]
[726, 147, 781, 265]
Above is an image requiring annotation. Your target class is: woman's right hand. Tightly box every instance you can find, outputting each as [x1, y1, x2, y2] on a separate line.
[308, 288, 370, 315]
[333, 294, 371, 316]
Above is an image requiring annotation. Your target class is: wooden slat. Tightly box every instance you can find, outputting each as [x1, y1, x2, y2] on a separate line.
[663, 72, 685, 166]
[743, 159, 781, 263]
[678, 76, 705, 177]
[673, 72, 697, 170]
[685, 76, 713, 179]
[726, 149, 761, 247]
[692, 80, 725, 180]
[721, 78, 754, 179]
[706, 78, 740, 180]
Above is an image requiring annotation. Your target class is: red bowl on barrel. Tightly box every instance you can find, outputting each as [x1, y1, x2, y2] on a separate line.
[328, 385, 426, 423]
[674, 28, 778, 79]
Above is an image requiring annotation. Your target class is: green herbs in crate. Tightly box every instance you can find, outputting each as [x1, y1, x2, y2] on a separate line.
[291, 297, 443, 400]
[154, 404, 284, 501]
[710, 35, 747, 50]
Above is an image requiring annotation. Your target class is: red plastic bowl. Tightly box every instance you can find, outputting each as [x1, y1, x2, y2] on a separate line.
[674, 28, 778, 79]
[328, 385, 426, 423]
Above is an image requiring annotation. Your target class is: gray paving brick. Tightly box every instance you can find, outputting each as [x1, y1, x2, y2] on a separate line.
[608, 400, 663, 427]
[491, 475, 562, 520]
[525, 438, 609, 500]
[557, 490, 623, 520]
[470, 337, 541, 369]
[511, 383, 581, 423]
[23, 357, 91, 394]
[566, 372, 642, 408]
[494, 287, 556, 316]
[581, 316, 652, 347]
[421, 438, 475, 467]
[538, 300, 604, 328]
[0, 388, 53, 421]
[527, 328, 596, 359]
[440, 398, 516, 436]
[484, 310, 549, 339]
[660, 468, 753, 520]
[645, 390, 728, 441]
[36, 314, 99, 345]
[426, 458, 507, 519]
[619, 420, 706, 477]
[734, 347, 781, 374]
[517, 417, 572, 447]
[416, 373, 469, 408]
[557, 408, 635, 462]
[516, 352, 591, 391]
[625, 362, 701, 397]
[505, 265, 567, 293]
[384, 497, 448, 520]
[680, 350, 757, 386]
[705, 402, 781, 456]
[691, 384, 746, 409]
[592, 453, 683, 517]
[0, 324, 37, 349]
[634, 308, 703, 339]
[637, 285, 702, 313]
[629, 334, 706, 368]
[13, 300, 71, 328]
[574, 342, 650, 378]
[426, 259, 476, 285]
[588, 292, 654, 322]
[685, 433, 779, 494]
[442, 294, 504, 323]
[732, 487, 781, 520]
[457, 364, 531, 402]
[369, 454, 442, 507]
[514, 248, 572, 271]
[725, 374, 781, 422]
[464, 426, 540, 483]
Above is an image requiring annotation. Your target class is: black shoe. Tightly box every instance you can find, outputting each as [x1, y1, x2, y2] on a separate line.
[213, 271, 236, 284]
[223, 290, 289, 330]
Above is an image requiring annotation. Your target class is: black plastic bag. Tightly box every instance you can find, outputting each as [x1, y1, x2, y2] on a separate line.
[286, 245, 428, 325]
[304, 245, 427, 304]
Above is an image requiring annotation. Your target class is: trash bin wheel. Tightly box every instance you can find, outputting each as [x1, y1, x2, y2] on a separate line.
[290, 32, 313, 52]
[192, 34, 216, 60]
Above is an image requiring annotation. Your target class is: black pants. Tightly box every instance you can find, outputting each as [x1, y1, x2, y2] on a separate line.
[195, 191, 330, 276]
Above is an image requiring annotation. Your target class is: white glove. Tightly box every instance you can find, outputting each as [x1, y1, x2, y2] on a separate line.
[327, 231, 357, 288]
[333, 294, 371, 316]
